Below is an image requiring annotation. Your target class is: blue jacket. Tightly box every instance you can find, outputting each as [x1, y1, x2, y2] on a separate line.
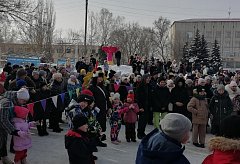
[136, 129, 190, 164]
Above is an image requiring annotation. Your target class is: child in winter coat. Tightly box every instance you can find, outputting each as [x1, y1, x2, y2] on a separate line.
[109, 93, 123, 144]
[187, 87, 209, 148]
[119, 90, 139, 142]
[13, 106, 35, 164]
[65, 114, 96, 164]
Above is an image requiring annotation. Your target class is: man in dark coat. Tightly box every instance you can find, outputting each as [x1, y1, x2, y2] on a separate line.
[171, 78, 190, 119]
[136, 74, 151, 139]
[117, 76, 130, 102]
[152, 77, 171, 129]
[89, 71, 111, 132]
[115, 51, 121, 66]
[90, 55, 97, 68]
[4, 64, 19, 90]
[136, 113, 191, 164]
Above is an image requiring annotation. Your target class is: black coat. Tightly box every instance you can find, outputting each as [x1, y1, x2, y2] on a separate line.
[209, 91, 233, 126]
[136, 129, 190, 164]
[89, 84, 111, 132]
[65, 130, 95, 164]
[152, 86, 171, 112]
[117, 82, 130, 102]
[32, 88, 51, 120]
[115, 51, 121, 59]
[136, 83, 150, 110]
[171, 86, 189, 115]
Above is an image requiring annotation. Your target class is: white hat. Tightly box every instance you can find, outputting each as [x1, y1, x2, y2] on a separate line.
[52, 73, 62, 80]
[17, 88, 30, 100]
[198, 78, 206, 85]
[113, 93, 120, 100]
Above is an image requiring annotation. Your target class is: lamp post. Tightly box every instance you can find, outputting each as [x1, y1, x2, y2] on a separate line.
[84, 0, 88, 58]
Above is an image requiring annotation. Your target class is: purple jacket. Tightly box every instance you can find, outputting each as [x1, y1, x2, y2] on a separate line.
[13, 118, 32, 151]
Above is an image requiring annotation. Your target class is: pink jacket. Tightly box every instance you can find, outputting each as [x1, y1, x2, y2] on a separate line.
[119, 102, 139, 123]
[13, 118, 33, 151]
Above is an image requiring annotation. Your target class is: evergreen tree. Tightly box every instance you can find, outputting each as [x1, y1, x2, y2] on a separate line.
[189, 29, 202, 70]
[182, 42, 190, 63]
[211, 40, 222, 72]
[199, 35, 209, 66]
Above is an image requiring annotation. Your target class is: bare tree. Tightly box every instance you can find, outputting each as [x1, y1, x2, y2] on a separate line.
[19, 0, 56, 61]
[0, 0, 36, 23]
[151, 17, 171, 61]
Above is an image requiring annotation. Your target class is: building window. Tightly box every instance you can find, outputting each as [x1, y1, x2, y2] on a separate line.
[216, 31, 221, 38]
[225, 41, 231, 48]
[186, 32, 193, 39]
[226, 61, 234, 68]
[206, 31, 212, 38]
[235, 41, 240, 48]
[235, 31, 240, 38]
[226, 31, 231, 38]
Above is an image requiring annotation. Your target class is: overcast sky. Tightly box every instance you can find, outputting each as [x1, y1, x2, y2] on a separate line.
[54, 0, 240, 31]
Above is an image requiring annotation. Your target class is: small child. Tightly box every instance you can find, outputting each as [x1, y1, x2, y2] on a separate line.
[110, 93, 123, 144]
[65, 114, 95, 164]
[13, 106, 34, 164]
[120, 90, 139, 142]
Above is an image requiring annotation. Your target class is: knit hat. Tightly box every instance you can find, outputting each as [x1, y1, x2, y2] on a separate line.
[81, 89, 93, 97]
[196, 86, 205, 93]
[17, 88, 30, 100]
[72, 114, 88, 130]
[17, 68, 27, 78]
[127, 90, 134, 101]
[39, 70, 46, 77]
[113, 93, 120, 100]
[229, 81, 238, 87]
[14, 106, 29, 119]
[217, 84, 225, 91]
[16, 79, 27, 89]
[80, 69, 86, 75]
[160, 113, 192, 142]
[70, 75, 77, 81]
[219, 115, 240, 139]
[198, 78, 206, 85]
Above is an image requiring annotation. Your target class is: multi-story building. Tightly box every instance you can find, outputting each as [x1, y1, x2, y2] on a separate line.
[171, 18, 240, 71]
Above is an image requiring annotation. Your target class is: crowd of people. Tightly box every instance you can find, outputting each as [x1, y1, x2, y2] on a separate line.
[0, 55, 240, 164]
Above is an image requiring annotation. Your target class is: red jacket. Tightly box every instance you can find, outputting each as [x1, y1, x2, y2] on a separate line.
[119, 102, 139, 123]
[203, 137, 240, 164]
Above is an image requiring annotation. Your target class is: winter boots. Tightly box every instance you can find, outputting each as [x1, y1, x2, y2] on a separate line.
[37, 125, 49, 136]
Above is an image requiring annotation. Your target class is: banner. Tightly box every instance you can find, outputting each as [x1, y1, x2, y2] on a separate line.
[40, 99, 47, 111]
[52, 96, 58, 108]
[27, 103, 34, 116]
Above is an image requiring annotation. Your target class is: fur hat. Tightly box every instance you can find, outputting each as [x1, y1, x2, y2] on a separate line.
[167, 79, 174, 86]
[52, 73, 62, 80]
[160, 113, 191, 142]
[72, 114, 88, 130]
[32, 70, 39, 76]
[185, 79, 193, 85]
[220, 115, 240, 139]
[17, 88, 30, 100]
[113, 93, 120, 100]
[14, 106, 29, 119]
[229, 81, 238, 87]
[196, 86, 205, 93]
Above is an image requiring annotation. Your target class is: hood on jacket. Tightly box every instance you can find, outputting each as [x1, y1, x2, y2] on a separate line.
[225, 84, 240, 100]
[138, 128, 185, 163]
[208, 137, 240, 151]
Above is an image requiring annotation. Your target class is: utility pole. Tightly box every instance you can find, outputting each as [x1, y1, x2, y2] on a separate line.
[84, 0, 88, 58]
